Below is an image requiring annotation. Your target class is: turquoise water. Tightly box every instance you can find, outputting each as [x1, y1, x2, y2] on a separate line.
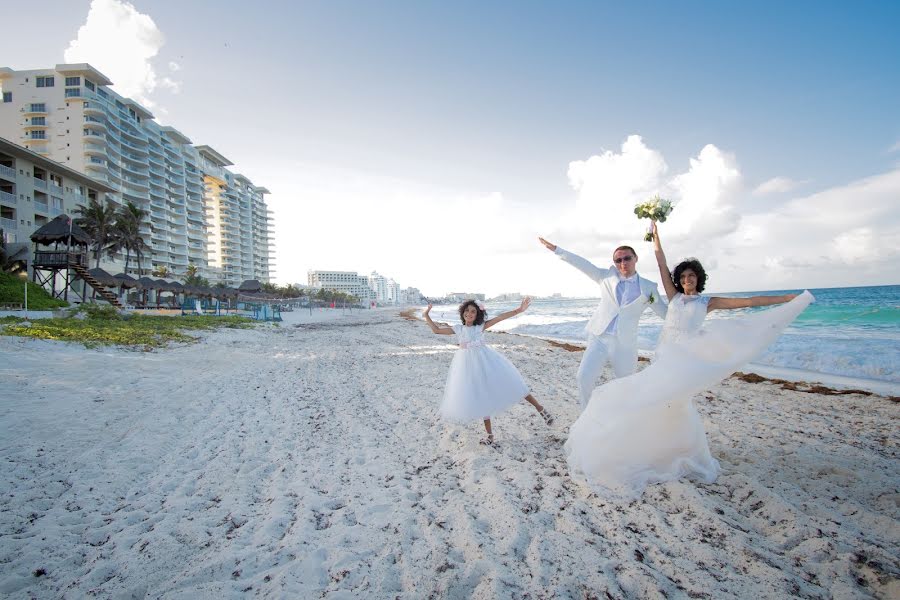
[427, 285, 900, 390]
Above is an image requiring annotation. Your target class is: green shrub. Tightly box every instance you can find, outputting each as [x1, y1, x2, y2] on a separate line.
[0, 272, 68, 310]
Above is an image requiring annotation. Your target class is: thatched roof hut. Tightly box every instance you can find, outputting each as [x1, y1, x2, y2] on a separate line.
[29, 214, 91, 246]
[113, 273, 142, 289]
[138, 276, 159, 289]
[86, 267, 118, 287]
[238, 279, 262, 293]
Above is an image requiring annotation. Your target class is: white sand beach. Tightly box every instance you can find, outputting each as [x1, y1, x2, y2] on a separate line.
[0, 309, 897, 599]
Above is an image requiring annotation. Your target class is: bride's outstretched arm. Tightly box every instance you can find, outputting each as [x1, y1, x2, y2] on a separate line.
[707, 293, 799, 311]
[652, 221, 678, 300]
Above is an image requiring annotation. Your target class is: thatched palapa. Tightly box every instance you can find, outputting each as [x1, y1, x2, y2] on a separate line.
[30, 214, 92, 246]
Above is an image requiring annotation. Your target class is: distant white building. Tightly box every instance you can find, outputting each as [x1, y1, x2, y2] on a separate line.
[447, 292, 485, 302]
[368, 271, 389, 303]
[308, 270, 373, 302]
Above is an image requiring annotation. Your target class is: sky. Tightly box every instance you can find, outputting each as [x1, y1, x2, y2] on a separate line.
[1, 0, 899, 297]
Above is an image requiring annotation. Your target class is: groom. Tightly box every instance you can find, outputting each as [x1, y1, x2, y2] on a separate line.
[539, 237, 668, 409]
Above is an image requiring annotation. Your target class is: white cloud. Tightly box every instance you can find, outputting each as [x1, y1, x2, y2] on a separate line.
[558, 136, 741, 252]
[63, 0, 178, 106]
[668, 144, 742, 239]
[753, 176, 803, 196]
[168, 61, 181, 72]
[567, 135, 668, 229]
[712, 168, 900, 290]
[552, 135, 900, 292]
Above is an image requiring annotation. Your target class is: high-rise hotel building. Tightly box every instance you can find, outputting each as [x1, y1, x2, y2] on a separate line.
[0, 63, 273, 286]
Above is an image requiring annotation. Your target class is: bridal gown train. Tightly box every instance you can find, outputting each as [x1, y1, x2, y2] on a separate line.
[565, 290, 814, 499]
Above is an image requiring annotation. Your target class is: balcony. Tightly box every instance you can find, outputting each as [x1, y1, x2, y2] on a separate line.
[34, 200, 49, 214]
[83, 131, 105, 144]
[49, 182, 64, 195]
[83, 142, 106, 156]
[0, 217, 16, 231]
[83, 102, 105, 117]
[24, 121, 49, 131]
[33, 178, 48, 191]
[83, 116, 107, 131]
[23, 104, 47, 115]
[0, 164, 15, 182]
[0, 191, 16, 206]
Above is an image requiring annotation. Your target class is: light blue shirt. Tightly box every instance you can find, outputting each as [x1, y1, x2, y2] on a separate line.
[604, 274, 641, 335]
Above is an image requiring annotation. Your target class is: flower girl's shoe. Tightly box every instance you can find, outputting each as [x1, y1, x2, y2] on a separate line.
[538, 408, 554, 425]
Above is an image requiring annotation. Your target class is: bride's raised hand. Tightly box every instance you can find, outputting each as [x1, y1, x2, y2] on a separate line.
[538, 237, 557, 252]
[424, 304, 433, 315]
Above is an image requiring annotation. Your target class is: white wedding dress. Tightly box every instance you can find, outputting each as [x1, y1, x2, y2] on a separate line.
[440, 324, 530, 422]
[565, 290, 814, 499]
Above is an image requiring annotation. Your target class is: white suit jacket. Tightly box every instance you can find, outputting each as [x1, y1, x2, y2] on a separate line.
[555, 247, 668, 342]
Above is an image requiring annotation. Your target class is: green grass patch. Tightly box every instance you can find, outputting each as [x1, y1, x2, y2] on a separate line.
[0, 272, 69, 310]
[1, 308, 253, 349]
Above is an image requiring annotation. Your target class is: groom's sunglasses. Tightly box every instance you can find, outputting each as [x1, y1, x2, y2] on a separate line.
[614, 256, 635, 264]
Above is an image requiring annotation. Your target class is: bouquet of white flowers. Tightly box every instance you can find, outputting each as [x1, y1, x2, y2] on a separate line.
[634, 195, 674, 241]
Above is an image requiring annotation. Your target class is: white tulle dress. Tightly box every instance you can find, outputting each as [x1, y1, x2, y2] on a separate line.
[440, 324, 530, 422]
[565, 290, 814, 499]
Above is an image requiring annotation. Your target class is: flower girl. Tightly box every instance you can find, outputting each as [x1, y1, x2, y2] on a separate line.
[423, 298, 552, 446]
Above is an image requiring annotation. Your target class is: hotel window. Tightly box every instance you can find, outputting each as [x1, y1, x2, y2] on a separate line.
[36, 76, 55, 87]
[85, 79, 95, 91]
[2, 92, 10, 103]
[65, 88, 82, 98]
[30, 103, 46, 112]
[65, 76, 81, 86]
[30, 130, 46, 139]
[31, 117, 46, 126]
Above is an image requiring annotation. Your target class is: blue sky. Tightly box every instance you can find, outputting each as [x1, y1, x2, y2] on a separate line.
[2, 0, 898, 296]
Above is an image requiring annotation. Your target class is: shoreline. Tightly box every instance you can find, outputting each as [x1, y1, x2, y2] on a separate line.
[404, 309, 899, 401]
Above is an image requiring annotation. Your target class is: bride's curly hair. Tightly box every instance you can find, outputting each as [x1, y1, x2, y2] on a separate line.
[458, 299, 486, 325]
[672, 259, 707, 293]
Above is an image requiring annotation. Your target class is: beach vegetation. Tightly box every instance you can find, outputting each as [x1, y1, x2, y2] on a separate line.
[1, 305, 252, 349]
[0, 271, 69, 310]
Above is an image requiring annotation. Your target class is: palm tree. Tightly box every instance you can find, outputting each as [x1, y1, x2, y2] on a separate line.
[74, 198, 117, 268]
[181, 263, 209, 287]
[107, 202, 149, 275]
[152, 265, 171, 278]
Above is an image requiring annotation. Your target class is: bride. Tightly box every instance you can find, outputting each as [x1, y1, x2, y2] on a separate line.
[564, 221, 814, 499]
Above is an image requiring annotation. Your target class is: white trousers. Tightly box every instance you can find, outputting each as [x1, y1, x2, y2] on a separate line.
[576, 333, 638, 410]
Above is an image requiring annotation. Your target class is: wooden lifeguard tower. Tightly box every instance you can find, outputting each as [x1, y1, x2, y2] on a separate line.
[29, 214, 121, 306]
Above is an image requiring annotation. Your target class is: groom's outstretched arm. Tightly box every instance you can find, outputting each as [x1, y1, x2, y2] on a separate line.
[539, 237, 610, 283]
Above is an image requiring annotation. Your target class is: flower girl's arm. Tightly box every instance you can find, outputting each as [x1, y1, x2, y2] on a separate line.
[651, 221, 678, 300]
[707, 294, 799, 312]
[423, 304, 454, 335]
[484, 297, 530, 330]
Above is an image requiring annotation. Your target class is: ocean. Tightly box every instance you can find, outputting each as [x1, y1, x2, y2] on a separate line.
[425, 285, 900, 396]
